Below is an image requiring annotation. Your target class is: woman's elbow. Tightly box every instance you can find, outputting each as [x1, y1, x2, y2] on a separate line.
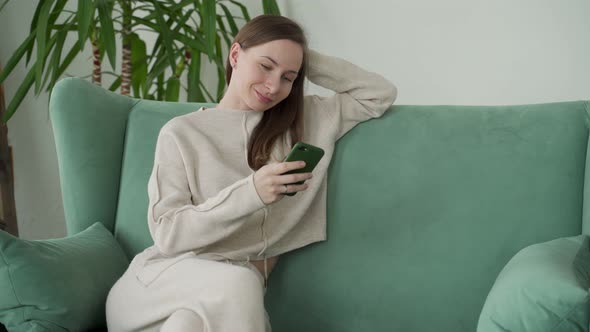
[384, 81, 398, 106]
[153, 231, 182, 256]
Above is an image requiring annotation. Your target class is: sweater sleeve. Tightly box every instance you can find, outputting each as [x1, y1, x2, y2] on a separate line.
[305, 49, 398, 140]
[146, 126, 267, 256]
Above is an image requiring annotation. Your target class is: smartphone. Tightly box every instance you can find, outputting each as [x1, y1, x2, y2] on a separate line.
[281, 141, 325, 196]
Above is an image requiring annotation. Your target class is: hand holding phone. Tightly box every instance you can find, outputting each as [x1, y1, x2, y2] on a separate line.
[253, 142, 325, 204]
[280, 142, 325, 196]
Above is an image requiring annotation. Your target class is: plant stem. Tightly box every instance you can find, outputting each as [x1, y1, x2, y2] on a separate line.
[91, 29, 102, 85]
[120, 0, 132, 95]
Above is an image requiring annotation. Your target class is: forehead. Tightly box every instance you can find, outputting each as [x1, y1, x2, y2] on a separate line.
[247, 39, 303, 72]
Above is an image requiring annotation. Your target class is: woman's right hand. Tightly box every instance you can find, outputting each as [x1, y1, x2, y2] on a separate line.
[253, 161, 313, 205]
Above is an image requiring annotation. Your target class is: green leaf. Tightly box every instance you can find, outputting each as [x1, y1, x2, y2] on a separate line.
[216, 15, 232, 48]
[109, 76, 122, 91]
[0, 0, 11, 12]
[151, 0, 177, 73]
[26, 0, 45, 64]
[0, 31, 36, 84]
[3, 65, 35, 123]
[41, 0, 68, 83]
[97, 0, 116, 69]
[130, 33, 148, 98]
[35, 0, 55, 94]
[198, 80, 215, 102]
[262, 0, 281, 15]
[51, 23, 79, 31]
[228, 0, 250, 21]
[187, 50, 205, 102]
[144, 48, 169, 94]
[169, 29, 207, 54]
[77, 0, 95, 49]
[165, 77, 180, 101]
[34, 31, 59, 93]
[44, 23, 68, 90]
[214, 37, 225, 101]
[218, 3, 238, 35]
[139, 0, 192, 21]
[133, 14, 204, 52]
[48, 41, 81, 88]
[201, 0, 216, 59]
[47, 0, 67, 30]
[157, 73, 164, 100]
[171, 7, 194, 35]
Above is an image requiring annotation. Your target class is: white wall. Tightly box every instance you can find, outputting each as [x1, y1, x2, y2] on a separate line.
[1, 0, 589, 239]
[288, 0, 590, 104]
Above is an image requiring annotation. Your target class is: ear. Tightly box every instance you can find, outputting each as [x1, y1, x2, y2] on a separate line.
[229, 42, 242, 68]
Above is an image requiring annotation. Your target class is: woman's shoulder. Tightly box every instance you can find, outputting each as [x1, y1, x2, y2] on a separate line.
[161, 107, 209, 134]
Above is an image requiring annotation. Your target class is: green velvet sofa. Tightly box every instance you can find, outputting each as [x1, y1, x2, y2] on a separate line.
[2, 76, 590, 331]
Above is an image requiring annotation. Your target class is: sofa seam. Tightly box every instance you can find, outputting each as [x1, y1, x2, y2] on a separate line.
[549, 292, 590, 331]
[582, 100, 590, 235]
[111, 98, 141, 236]
[0, 246, 23, 322]
[127, 99, 142, 113]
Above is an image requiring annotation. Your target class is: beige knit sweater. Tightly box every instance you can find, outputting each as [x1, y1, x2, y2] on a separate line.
[145, 49, 397, 263]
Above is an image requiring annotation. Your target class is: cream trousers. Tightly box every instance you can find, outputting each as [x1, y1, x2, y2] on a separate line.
[106, 248, 271, 332]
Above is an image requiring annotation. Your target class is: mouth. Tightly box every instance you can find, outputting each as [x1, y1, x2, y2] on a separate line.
[255, 90, 272, 104]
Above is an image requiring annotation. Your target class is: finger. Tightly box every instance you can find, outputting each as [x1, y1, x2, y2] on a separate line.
[274, 161, 306, 175]
[277, 172, 312, 185]
[289, 183, 309, 192]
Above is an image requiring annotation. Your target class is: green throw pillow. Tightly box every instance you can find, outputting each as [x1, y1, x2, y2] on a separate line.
[0, 222, 129, 332]
[477, 235, 590, 332]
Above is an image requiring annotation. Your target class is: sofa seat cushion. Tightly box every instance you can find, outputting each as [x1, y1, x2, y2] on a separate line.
[0, 222, 129, 332]
[477, 235, 590, 331]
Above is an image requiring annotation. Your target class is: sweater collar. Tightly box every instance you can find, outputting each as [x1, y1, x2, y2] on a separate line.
[198, 106, 264, 119]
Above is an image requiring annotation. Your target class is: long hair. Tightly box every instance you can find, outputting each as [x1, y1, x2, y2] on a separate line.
[225, 15, 308, 170]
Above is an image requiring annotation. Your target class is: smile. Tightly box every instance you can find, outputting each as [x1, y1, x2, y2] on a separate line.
[255, 90, 272, 104]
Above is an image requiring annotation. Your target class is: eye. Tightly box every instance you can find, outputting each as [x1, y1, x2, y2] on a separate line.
[260, 64, 271, 70]
[283, 76, 294, 83]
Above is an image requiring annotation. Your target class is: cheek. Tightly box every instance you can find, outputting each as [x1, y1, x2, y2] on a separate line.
[245, 66, 264, 83]
[282, 84, 294, 97]
[235, 67, 256, 86]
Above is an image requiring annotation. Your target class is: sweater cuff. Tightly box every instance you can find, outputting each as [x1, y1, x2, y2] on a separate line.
[306, 49, 328, 78]
[247, 172, 267, 209]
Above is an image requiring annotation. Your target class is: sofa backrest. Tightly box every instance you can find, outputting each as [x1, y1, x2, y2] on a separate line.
[264, 101, 588, 332]
[51, 78, 590, 331]
[112, 98, 215, 256]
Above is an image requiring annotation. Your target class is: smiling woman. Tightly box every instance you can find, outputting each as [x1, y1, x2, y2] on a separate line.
[222, 39, 303, 110]
[221, 15, 310, 172]
[105, 13, 397, 332]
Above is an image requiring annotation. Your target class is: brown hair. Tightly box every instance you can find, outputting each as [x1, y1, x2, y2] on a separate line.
[225, 14, 308, 171]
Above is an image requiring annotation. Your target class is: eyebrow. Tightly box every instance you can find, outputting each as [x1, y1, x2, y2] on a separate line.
[260, 56, 299, 75]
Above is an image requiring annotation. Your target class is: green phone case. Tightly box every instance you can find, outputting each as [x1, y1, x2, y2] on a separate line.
[281, 142, 325, 196]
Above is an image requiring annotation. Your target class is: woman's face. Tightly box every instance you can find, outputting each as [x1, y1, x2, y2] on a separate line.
[228, 39, 303, 112]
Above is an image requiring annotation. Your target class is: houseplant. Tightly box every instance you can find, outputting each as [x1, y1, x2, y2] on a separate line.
[0, 0, 280, 239]
[0, 0, 281, 122]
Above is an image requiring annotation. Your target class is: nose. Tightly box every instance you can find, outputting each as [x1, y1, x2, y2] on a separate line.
[264, 74, 280, 95]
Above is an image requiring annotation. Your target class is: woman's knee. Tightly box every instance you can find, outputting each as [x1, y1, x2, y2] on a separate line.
[221, 266, 265, 306]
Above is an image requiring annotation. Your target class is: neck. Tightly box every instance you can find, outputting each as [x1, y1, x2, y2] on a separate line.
[216, 89, 249, 111]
